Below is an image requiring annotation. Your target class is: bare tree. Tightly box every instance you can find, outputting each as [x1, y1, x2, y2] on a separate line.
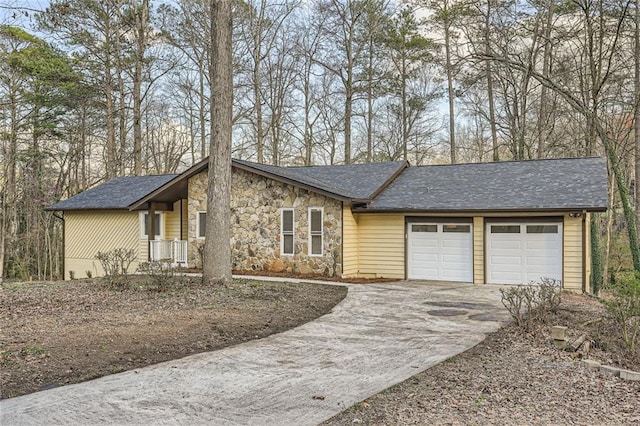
[203, 0, 232, 285]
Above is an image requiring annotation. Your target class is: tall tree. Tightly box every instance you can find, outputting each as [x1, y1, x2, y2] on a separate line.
[382, 4, 434, 161]
[203, 0, 232, 285]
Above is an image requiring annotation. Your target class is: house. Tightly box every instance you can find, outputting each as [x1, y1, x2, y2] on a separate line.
[47, 156, 608, 292]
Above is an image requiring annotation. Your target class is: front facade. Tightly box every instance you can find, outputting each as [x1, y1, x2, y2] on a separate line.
[343, 210, 590, 292]
[49, 157, 607, 293]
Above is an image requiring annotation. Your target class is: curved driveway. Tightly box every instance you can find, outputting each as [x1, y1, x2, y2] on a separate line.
[1, 281, 509, 426]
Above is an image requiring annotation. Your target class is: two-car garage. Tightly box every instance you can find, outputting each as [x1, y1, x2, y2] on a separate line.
[407, 218, 563, 285]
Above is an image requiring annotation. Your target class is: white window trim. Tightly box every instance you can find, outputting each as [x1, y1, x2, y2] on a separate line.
[281, 208, 295, 256]
[196, 211, 207, 239]
[308, 207, 323, 256]
[139, 211, 164, 239]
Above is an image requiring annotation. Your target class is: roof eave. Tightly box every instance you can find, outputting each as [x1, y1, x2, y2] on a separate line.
[352, 206, 608, 214]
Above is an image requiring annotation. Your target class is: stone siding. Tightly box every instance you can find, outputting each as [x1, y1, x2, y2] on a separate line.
[187, 168, 343, 277]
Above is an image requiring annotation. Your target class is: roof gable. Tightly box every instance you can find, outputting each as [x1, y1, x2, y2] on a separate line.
[365, 157, 608, 212]
[232, 159, 408, 200]
[47, 174, 178, 211]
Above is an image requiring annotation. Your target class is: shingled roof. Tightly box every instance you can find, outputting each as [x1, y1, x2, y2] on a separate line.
[46, 174, 178, 211]
[232, 159, 408, 200]
[48, 157, 608, 213]
[363, 157, 608, 212]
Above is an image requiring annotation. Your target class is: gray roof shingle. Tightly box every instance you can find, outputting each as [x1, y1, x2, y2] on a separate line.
[233, 159, 407, 200]
[365, 157, 608, 212]
[47, 174, 178, 211]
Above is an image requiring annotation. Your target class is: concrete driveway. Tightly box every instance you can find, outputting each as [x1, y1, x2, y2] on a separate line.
[1, 281, 510, 426]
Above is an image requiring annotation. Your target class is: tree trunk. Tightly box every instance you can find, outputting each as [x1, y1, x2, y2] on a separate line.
[537, 0, 554, 159]
[203, 0, 233, 286]
[635, 0, 640, 234]
[485, 1, 499, 161]
[133, 0, 149, 175]
[444, 20, 456, 164]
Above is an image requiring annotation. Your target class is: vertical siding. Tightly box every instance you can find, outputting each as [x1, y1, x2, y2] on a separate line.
[342, 204, 359, 277]
[65, 210, 139, 279]
[357, 214, 405, 279]
[563, 214, 583, 291]
[473, 216, 484, 284]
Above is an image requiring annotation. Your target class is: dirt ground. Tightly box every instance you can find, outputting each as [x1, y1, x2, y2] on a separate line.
[0, 277, 347, 399]
[325, 292, 640, 425]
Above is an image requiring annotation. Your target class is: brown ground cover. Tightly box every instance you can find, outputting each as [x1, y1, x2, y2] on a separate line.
[325, 292, 640, 425]
[0, 277, 347, 399]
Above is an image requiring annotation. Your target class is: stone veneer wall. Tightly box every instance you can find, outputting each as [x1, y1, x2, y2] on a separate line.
[187, 168, 343, 277]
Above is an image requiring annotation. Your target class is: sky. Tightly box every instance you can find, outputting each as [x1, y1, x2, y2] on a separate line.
[0, 0, 49, 28]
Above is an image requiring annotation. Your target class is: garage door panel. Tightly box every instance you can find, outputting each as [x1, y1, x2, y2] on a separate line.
[408, 222, 473, 282]
[487, 222, 562, 285]
[411, 253, 438, 262]
[489, 255, 521, 265]
[491, 271, 524, 282]
[489, 240, 521, 249]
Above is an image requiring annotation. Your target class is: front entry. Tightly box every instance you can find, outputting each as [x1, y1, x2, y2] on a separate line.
[407, 222, 473, 282]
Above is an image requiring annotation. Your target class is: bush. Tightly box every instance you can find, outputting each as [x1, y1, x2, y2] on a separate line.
[137, 260, 177, 292]
[95, 248, 136, 289]
[500, 278, 562, 330]
[604, 272, 640, 350]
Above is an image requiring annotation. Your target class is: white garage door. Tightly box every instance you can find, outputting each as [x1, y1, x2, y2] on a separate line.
[486, 222, 562, 285]
[407, 223, 473, 282]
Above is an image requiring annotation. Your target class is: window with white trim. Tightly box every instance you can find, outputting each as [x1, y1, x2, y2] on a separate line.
[309, 207, 323, 256]
[140, 212, 162, 239]
[281, 209, 294, 255]
[197, 211, 207, 238]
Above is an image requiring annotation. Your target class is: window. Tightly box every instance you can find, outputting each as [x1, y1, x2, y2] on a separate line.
[443, 224, 471, 233]
[412, 224, 437, 232]
[197, 211, 207, 238]
[281, 209, 294, 255]
[491, 225, 520, 234]
[527, 225, 558, 234]
[309, 208, 323, 256]
[140, 212, 162, 239]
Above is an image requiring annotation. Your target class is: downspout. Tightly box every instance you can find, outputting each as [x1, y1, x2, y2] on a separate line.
[52, 212, 65, 280]
[582, 210, 587, 294]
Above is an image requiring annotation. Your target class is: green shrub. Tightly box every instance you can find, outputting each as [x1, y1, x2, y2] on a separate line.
[605, 272, 640, 350]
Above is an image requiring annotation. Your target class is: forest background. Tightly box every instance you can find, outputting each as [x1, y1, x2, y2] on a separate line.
[0, 0, 637, 287]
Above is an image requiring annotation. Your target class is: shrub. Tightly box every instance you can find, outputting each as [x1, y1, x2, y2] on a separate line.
[85, 270, 92, 279]
[500, 278, 562, 330]
[137, 260, 177, 292]
[604, 272, 640, 350]
[197, 241, 205, 269]
[95, 248, 136, 289]
[68, 270, 75, 280]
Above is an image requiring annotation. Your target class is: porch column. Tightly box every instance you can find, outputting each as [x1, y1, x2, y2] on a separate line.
[148, 203, 157, 261]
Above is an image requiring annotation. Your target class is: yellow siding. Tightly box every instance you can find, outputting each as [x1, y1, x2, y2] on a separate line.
[563, 214, 583, 291]
[65, 210, 140, 279]
[164, 200, 183, 240]
[356, 214, 405, 279]
[585, 212, 592, 294]
[342, 204, 359, 277]
[473, 217, 484, 284]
